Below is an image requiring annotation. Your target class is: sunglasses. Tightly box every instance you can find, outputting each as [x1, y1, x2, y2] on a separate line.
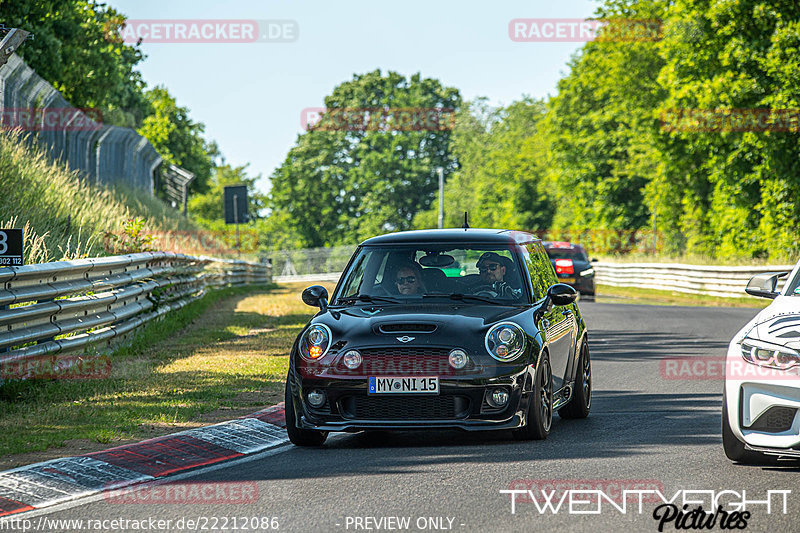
[395, 275, 417, 285]
[478, 263, 500, 273]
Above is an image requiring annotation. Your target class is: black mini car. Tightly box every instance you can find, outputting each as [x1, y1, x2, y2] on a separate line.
[285, 229, 591, 446]
[543, 241, 596, 299]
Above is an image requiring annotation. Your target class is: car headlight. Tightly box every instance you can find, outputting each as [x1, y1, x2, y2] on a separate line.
[485, 322, 526, 361]
[300, 324, 332, 360]
[741, 338, 800, 371]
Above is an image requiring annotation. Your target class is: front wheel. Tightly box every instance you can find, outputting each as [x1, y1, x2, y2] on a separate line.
[285, 374, 328, 446]
[513, 353, 553, 440]
[559, 340, 591, 419]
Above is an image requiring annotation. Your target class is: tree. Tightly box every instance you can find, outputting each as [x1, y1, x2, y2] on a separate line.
[138, 87, 217, 193]
[268, 70, 461, 247]
[414, 97, 553, 232]
[3, 0, 150, 126]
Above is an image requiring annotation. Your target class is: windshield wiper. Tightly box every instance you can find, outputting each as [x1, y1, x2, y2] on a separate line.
[423, 293, 501, 305]
[338, 294, 401, 304]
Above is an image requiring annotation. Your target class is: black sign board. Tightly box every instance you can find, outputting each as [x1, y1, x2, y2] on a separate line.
[224, 185, 249, 224]
[0, 229, 23, 266]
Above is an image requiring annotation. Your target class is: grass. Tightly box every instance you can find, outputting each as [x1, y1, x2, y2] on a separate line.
[596, 284, 772, 308]
[0, 281, 327, 464]
[0, 130, 198, 263]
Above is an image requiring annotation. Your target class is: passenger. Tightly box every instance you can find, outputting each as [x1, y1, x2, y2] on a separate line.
[393, 263, 426, 295]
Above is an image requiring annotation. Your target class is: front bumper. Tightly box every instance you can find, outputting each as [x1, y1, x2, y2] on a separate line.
[724, 341, 800, 451]
[292, 366, 531, 432]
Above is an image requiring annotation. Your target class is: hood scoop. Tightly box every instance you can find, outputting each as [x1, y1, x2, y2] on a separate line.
[768, 316, 800, 339]
[377, 323, 437, 334]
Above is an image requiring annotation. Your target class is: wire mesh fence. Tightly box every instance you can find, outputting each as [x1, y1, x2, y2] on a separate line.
[0, 53, 167, 195]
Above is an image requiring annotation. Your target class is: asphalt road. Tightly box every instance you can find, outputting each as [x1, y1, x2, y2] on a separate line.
[30, 302, 800, 532]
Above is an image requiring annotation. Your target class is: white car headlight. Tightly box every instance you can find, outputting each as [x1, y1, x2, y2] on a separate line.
[485, 322, 526, 361]
[300, 324, 332, 360]
[741, 338, 800, 371]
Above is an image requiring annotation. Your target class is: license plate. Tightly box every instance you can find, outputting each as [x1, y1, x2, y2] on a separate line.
[368, 376, 439, 395]
[560, 277, 575, 284]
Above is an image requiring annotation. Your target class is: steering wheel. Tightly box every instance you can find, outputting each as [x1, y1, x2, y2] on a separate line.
[470, 284, 499, 298]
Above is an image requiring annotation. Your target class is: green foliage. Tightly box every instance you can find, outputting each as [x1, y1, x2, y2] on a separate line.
[2, 0, 150, 126]
[414, 97, 553, 231]
[268, 70, 461, 247]
[103, 217, 156, 254]
[138, 87, 218, 193]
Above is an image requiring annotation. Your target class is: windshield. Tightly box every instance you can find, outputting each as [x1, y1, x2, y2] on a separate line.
[333, 245, 528, 305]
[787, 267, 800, 296]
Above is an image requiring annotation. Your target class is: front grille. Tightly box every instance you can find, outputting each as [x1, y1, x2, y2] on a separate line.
[749, 406, 797, 433]
[335, 347, 476, 375]
[378, 323, 437, 334]
[340, 395, 471, 420]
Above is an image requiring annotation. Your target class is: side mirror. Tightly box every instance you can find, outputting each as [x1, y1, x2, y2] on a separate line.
[302, 285, 329, 310]
[548, 283, 579, 306]
[745, 272, 788, 299]
[591, 258, 598, 263]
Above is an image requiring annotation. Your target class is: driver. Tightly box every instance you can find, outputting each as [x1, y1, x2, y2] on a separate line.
[473, 252, 521, 299]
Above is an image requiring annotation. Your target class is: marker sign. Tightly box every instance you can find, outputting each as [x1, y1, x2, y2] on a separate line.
[0, 229, 23, 266]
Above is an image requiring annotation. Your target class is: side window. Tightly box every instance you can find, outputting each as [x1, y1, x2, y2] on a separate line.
[524, 243, 551, 300]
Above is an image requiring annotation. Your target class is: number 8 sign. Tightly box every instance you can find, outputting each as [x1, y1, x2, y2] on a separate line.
[0, 229, 24, 266]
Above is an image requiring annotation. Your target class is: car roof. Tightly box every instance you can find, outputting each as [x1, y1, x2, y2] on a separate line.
[543, 241, 585, 250]
[360, 228, 540, 246]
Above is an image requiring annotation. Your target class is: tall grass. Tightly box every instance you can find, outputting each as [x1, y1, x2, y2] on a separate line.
[0, 131, 198, 263]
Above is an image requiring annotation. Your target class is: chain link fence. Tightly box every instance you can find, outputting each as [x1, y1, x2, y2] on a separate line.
[0, 52, 173, 195]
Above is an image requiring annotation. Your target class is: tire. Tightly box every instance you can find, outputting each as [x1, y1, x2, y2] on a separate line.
[285, 373, 328, 446]
[559, 340, 591, 419]
[721, 390, 776, 464]
[513, 353, 553, 441]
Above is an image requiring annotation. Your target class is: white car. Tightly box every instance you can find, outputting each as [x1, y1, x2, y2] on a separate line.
[723, 260, 800, 463]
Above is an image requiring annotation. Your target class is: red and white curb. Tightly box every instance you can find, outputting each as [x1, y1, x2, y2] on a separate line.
[0, 403, 287, 517]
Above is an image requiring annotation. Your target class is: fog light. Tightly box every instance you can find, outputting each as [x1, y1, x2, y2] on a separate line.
[307, 389, 326, 407]
[449, 349, 469, 370]
[488, 388, 509, 408]
[343, 350, 362, 369]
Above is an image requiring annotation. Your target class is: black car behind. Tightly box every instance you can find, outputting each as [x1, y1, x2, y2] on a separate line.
[543, 241, 595, 300]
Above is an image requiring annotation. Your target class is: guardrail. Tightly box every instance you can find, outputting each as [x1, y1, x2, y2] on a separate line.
[0, 252, 271, 382]
[593, 262, 795, 298]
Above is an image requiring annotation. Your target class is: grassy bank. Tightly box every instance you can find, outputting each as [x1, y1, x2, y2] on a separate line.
[0, 131, 197, 263]
[0, 281, 326, 468]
